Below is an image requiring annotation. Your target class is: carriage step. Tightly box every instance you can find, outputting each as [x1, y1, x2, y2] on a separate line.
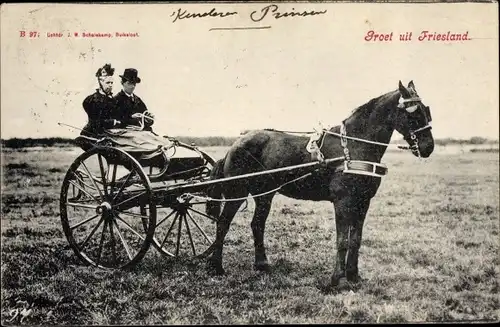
[343, 160, 388, 178]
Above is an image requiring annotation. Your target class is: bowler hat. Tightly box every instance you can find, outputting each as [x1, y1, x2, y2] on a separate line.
[120, 68, 141, 84]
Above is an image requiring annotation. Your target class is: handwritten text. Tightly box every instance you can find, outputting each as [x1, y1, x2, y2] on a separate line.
[171, 8, 237, 23]
[170, 5, 327, 24]
[250, 4, 327, 22]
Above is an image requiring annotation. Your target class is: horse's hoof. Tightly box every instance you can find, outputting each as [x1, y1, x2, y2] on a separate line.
[207, 265, 225, 276]
[316, 277, 338, 294]
[206, 260, 225, 276]
[346, 272, 361, 284]
[346, 274, 362, 285]
[254, 261, 271, 272]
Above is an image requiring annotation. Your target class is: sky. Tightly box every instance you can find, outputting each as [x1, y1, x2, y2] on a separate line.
[1, 2, 498, 140]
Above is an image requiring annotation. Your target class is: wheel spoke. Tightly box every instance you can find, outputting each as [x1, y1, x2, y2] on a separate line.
[109, 219, 118, 265]
[79, 217, 104, 251]
[112, 170, 136, 202]
[117, 210, 150, 220]
[97, 154, 109, 196]
[140, 206, 149, 232]
[81, 161, 104, 200]
[67, 198, 98, 204]
[156, 210, 176, 228]
[183, 215, 196, 256]
[113, 219, 134, 260]
[73, 171, 98, 191]
[66, 202, 98, 210]
[160, 212, 179, 249]
[114, 191, 147, 209]
[70, 214, 99, 230]
[68, 180, 99, 203]
[95, 220, 108, 266]
[114, 213, 146, 241]
[109, 164, 118, 197]
[175, 213, 184, 256]
[188, 207, 219, 222]
[186, 210, 213, 244]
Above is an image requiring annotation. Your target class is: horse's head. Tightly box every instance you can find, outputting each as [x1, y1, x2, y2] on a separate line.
[392, 80, 434, 158]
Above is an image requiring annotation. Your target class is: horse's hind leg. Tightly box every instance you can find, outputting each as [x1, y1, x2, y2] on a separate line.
[251, 194, 274, 272]
[207, 197, 245, 276]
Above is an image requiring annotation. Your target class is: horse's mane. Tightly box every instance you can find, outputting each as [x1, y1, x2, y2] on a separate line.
[347, 90, 399, 120]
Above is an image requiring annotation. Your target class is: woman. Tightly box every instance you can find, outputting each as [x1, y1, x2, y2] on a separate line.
[80, 63, 120, 137]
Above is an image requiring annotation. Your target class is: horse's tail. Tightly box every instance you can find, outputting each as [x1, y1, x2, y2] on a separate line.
[205, 157, 226, 218]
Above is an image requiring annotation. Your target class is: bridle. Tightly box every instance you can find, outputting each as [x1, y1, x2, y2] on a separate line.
[397, 95, 433, 157]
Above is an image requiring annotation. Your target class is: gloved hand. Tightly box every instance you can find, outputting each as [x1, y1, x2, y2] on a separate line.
[144, 111, 154, 127]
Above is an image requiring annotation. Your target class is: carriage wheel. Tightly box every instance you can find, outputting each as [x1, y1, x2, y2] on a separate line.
[60, 146, 156, 270]
[149, 149, 219, 259]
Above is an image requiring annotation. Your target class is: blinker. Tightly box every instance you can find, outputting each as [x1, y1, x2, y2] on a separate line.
[405, 105, 418, 113]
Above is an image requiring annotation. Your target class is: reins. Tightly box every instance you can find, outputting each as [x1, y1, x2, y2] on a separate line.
[323, 129, 403, 148]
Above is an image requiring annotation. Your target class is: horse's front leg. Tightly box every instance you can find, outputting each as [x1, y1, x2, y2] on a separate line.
[343, 197, 371, 284]
[331, 203, 348, 285]
[346, 200, 370, 283]
[330, 196, 370, 287]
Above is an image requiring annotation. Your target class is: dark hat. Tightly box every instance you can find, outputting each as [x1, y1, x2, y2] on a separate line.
[96, 63, 115, 78]
[120, 68, 141, 84]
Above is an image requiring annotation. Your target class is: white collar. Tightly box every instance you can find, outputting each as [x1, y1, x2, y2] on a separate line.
[123, 91, 134, 98]
[98, 89, 113, 98]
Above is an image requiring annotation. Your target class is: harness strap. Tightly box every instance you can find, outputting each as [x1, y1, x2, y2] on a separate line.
[411, 124, 432, 134]
[305, 130, 325, 163]
[264, 128, 315, 135]
[325, 129, 394, 147]
[340, 122, 351, 162]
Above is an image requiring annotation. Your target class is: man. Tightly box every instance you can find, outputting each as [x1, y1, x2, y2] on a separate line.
[114, 68, 155, 132]
[80, 63, 120, 137]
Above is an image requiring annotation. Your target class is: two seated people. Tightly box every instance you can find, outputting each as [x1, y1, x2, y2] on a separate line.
[78, 64, 173, 164]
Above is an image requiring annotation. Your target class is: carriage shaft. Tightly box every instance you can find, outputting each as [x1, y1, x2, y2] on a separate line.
[154, 157, 344, 197]
[114, 157, 344, 209]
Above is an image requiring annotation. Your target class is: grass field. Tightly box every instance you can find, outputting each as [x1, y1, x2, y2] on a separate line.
[1, 145, 499, 324]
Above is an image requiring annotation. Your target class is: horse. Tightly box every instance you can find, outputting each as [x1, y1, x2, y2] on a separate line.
[204, 80, 434, 290]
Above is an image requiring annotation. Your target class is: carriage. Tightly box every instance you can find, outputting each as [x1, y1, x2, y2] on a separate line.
[59, 131, 350, 270]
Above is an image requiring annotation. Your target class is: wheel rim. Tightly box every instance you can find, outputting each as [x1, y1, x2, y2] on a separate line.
[60, 147, 156, 270]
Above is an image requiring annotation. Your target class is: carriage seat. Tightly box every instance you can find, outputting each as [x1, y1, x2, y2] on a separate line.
[74, 135, 168, 169]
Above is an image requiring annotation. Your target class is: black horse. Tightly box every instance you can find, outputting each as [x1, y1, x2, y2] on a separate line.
[204, 81, 434, 290]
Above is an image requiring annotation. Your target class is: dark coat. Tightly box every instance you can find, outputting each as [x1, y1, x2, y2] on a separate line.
[81, 90, 119, 137]
[114, 90, 153, 131]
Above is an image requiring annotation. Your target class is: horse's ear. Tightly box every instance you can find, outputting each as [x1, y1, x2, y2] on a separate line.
[408, 80, 415, 90]
[398, 80, 408, 96]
